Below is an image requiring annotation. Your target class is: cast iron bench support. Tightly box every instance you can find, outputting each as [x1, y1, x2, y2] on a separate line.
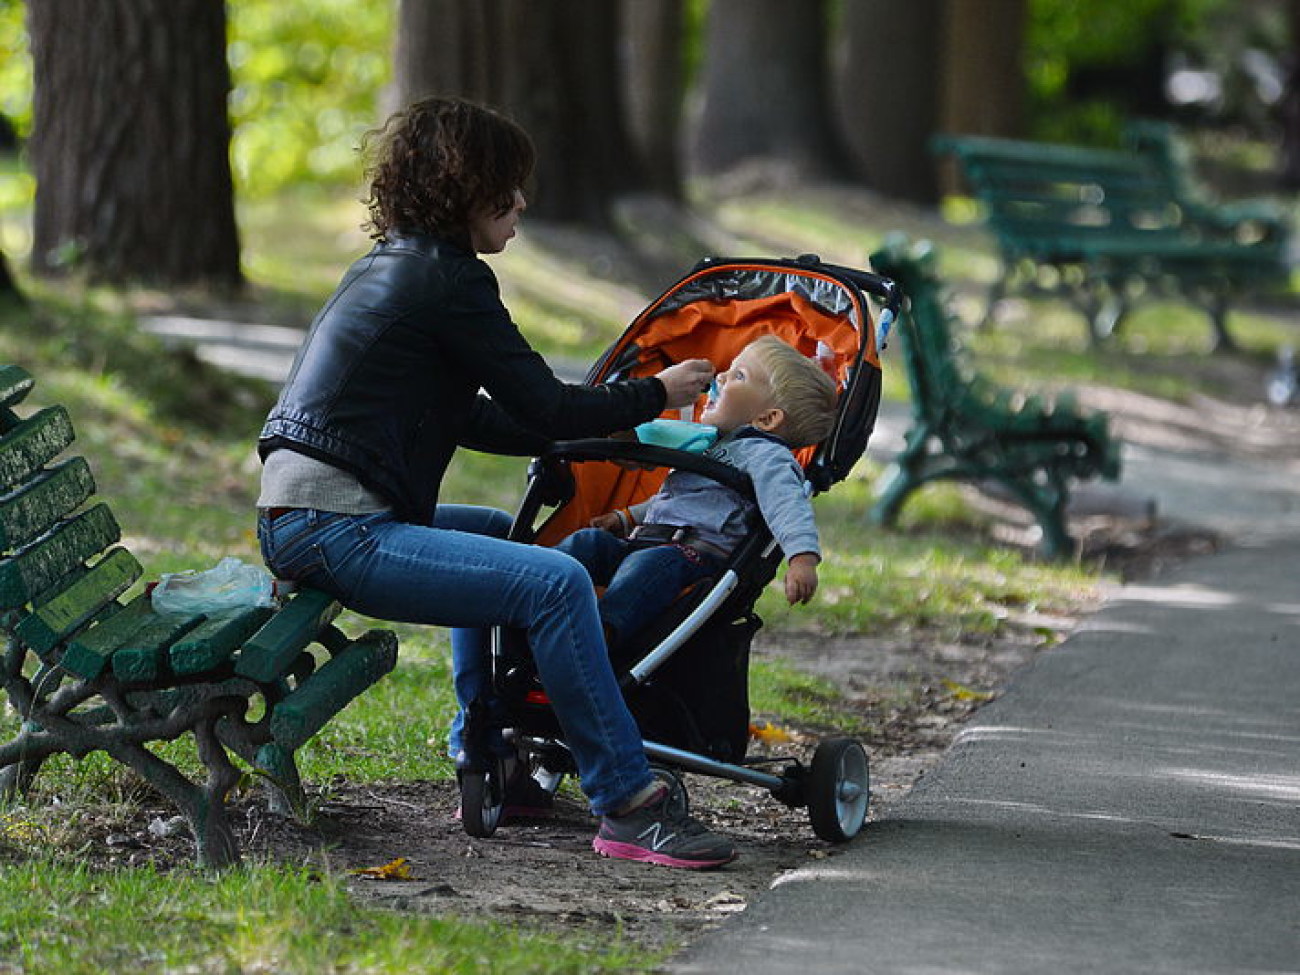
[868, 239, 1121, 560]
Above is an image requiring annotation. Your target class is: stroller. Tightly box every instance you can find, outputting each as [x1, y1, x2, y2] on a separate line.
[457, 253, 900, 845]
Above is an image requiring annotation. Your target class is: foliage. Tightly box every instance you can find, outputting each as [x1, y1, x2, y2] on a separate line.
[1025, 0, 1271, 145]
[227, 0, 393, 198]
[0, 0, 30, 139]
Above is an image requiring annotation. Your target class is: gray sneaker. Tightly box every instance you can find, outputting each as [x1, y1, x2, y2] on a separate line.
[592, 783, 737, 869]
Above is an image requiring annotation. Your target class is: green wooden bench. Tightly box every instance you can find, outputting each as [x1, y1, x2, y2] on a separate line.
[0, 363, 397, 867]
[868, 238, 1121, 560]
[934, 130, 1292, 351]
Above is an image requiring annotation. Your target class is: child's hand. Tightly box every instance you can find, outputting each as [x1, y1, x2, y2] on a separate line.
[784, 553, 820, 605]
[591, 511, 629, 536]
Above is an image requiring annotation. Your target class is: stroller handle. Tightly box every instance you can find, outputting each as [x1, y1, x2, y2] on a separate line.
[823, 262, 903, 314]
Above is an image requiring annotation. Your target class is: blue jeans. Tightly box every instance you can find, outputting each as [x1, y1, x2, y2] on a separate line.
[554, 528, 720, 646]
[256, 505, 654, 816]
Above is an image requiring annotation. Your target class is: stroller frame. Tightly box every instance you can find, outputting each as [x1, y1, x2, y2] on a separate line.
[457, 254, 901, 845]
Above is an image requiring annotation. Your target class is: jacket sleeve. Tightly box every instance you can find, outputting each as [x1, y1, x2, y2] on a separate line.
[742, 443, 821, 560]
[438, 260, 667, 451]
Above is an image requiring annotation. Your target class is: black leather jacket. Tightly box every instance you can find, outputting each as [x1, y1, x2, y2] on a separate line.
[258, 232, 666, 524]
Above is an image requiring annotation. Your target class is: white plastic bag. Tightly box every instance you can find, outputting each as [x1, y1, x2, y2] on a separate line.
[151, 557, 277, 614]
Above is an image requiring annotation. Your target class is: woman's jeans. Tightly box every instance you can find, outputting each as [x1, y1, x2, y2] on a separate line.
[256, 505, 654, 816]
[554, 528, 720, 646]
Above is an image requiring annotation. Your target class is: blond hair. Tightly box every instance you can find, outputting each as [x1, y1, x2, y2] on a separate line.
[747, 335, 838, 448]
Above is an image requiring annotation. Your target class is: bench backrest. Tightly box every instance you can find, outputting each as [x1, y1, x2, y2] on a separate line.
[0, 363, 330, 687]
[0, 364, 147, 665]
[868, 241, 988, 431]
[934, 134, 1191, 253]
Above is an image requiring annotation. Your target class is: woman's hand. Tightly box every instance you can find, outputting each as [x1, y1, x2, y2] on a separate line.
[655, 359, 715, 409]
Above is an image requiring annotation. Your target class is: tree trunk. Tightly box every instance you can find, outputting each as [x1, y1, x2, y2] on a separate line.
[620, 0, 685, 200]
[392, 0, 649, 226]
[939, 0, 1027, 139]
[689, 0, 852, 180]
[835, 0, 944, 203]
[391, 0, 496, 111]
[1280, 0, 1300, 188]
[27, 0, 241, 288]
[0, 248, 21, 303]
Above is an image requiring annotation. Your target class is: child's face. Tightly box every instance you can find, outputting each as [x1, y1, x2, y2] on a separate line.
[700, 346, 780, 433]
[469, 188, 526, 254]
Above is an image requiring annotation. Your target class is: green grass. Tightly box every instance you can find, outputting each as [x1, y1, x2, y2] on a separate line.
[0, 857, 651, 974]
[749, 658, 876, 738]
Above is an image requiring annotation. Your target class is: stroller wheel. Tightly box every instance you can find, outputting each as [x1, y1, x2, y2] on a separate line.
[807, 738, 870, 843]
[459, 762, 505, 838]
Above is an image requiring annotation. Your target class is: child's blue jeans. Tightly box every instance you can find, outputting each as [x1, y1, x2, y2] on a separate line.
[554, 527, 721, 646]
[256, 504, 655, 816]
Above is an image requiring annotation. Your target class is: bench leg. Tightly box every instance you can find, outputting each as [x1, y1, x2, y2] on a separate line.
[254, 742, 307, 820]
[0, 722, 49, 802]
[999, 477, 1076, 561]
[101, 734, 241, 868]
[1205, 291, 1236, 353]
[869, 460, 919, 527]
[1080, 278, 1129, 344]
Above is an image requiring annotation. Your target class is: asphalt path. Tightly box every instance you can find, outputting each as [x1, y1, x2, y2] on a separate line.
[676, 449, 1300, 971]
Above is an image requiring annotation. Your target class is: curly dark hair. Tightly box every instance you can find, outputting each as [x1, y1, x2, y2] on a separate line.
[361, 97, 535, 242]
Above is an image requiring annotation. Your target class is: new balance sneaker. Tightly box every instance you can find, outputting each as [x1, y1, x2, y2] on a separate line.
[592, 783, 737, 869]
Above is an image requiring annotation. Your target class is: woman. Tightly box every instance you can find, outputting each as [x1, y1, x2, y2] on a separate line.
[256, 97, 734, 869]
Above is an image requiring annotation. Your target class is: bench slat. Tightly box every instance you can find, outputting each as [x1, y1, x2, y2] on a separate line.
[60, 593, 155, 679]
[0, 365, 33, 412]
[0, 407, 76, 495]
[0, 457, 97, 552]
[0, 503, 120, 609]
[169, 605, 275, 676]
[14, 547, 143, 655]
[234, 588, 340, 683]
[112, 611, 207, 683]
[269, 629, 398, 751]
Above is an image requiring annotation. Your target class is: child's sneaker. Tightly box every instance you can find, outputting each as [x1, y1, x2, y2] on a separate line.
[592, 784, 736, 869]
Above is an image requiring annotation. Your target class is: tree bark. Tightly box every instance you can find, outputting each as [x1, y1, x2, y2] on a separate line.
[689, 0, 852, 180]
[620, 0, 685, 200]
[1280, 0, 1300, 187]
[391, 0, 496, 111]
[392, 0, 649, 226]
[27, 0, 241, 287]
[0, 249, 20, 302]
[939, 0, 1027, 139]
[835, 0, 944, 203]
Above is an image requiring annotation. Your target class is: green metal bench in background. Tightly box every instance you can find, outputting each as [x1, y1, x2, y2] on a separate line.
[934, 128, 1292, 351]
[0, 363, 397, 867]
[868, 238, 1121, 561]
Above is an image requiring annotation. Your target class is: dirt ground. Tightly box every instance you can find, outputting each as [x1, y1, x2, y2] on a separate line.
[17, 343, 1300, 959]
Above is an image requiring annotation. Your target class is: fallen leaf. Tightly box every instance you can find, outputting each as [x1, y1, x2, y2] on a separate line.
[350, 857, 415, 881]
[749, 720, 794, 744]
[941, 679, 994, 702]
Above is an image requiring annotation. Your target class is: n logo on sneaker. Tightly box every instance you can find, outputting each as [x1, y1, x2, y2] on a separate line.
[637, 823, 678, 851]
